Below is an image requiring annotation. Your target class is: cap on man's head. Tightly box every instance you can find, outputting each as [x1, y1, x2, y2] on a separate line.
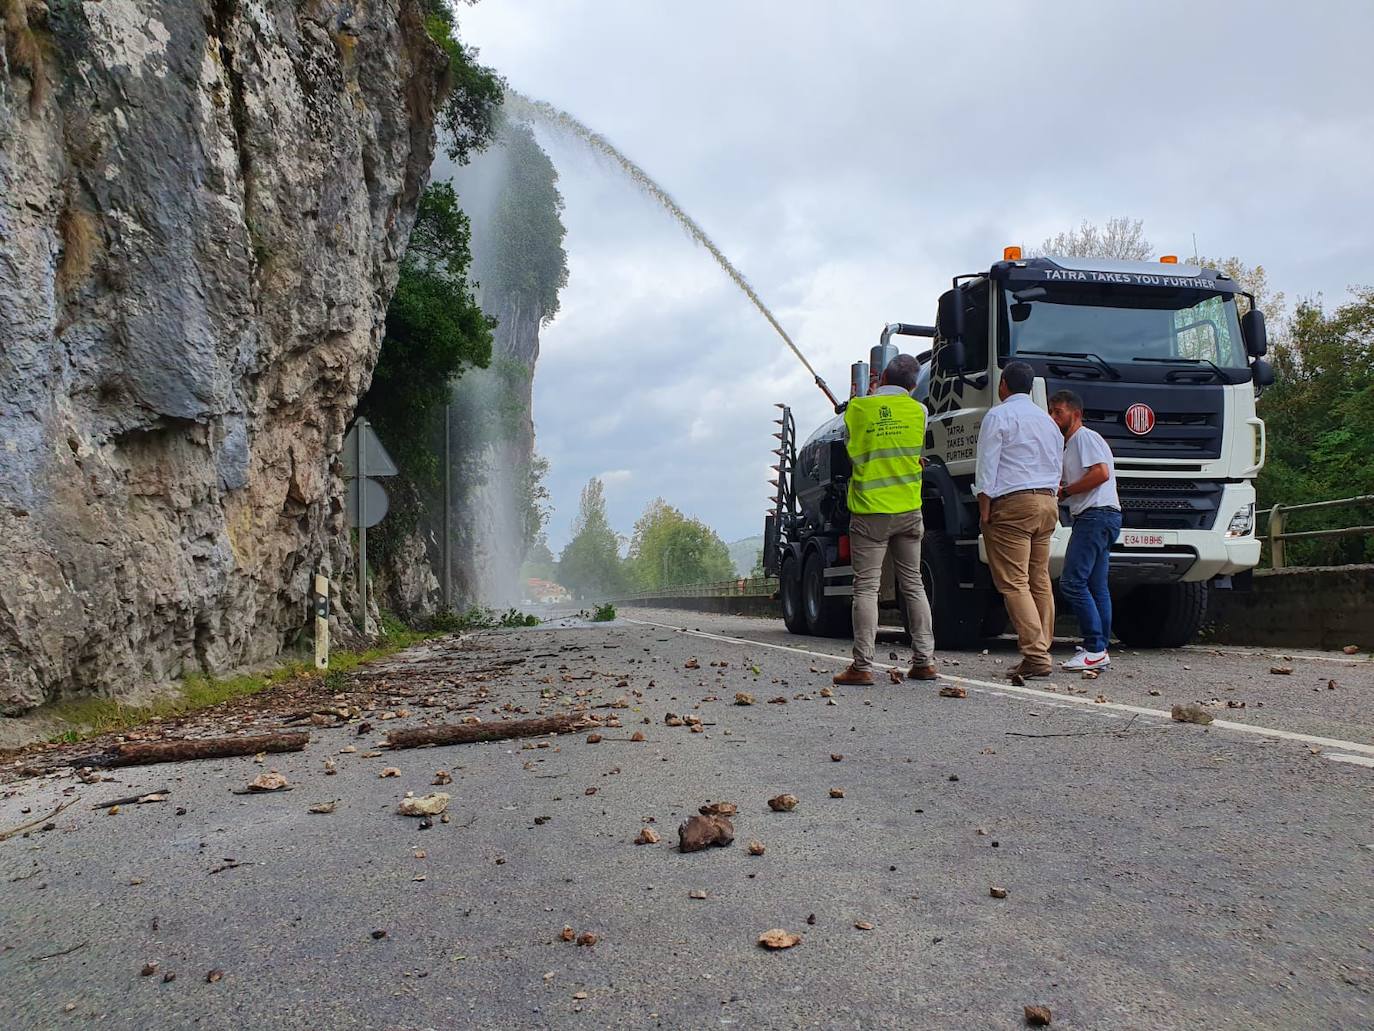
[1001, 361, 1035, 395]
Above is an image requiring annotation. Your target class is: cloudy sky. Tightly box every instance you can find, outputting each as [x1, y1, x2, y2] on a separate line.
[457, 0, 1374, 552]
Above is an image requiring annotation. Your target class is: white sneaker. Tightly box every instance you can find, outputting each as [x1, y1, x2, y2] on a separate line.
[1063, 650, 1110, 671]
[1059, 647, 1089, 669]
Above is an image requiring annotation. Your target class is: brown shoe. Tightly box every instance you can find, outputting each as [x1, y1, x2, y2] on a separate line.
[832, 665, 875, 686]
[1007, 661, 1052, 680]
[907, 663, 939, 681]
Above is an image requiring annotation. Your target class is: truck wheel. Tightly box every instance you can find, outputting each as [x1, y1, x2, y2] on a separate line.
[803, 549, 851, 638]
[780, 554, 807, 635]
[1113, 582, 1208, 648]
[921, 529, 984, 650]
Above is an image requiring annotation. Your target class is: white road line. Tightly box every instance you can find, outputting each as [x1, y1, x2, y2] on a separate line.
[1326, 753, 1374, 769]
[624, 616, 1374, 761]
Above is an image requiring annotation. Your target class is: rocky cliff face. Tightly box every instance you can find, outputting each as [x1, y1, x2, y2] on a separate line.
[0, 1, 444, 713]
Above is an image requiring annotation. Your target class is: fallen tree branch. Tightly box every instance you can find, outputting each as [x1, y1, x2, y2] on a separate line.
[384, 714, 594, 750]
[28, 940, 89, 962]
[96, 732, 309, 769]
[0, 797, 79, 842]
[91, 789, 170, 810]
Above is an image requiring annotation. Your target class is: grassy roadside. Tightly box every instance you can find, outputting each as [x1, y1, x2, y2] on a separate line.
[39, 620, 438, 746]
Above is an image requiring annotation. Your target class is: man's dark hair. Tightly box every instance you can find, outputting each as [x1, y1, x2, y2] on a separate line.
[883, 354, 921, 391]
[1001, 360, 1035, 395]
[1048, 388, 1083, 412]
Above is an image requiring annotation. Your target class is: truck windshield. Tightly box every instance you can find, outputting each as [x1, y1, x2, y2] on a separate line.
[1004, 284, 1248, 369]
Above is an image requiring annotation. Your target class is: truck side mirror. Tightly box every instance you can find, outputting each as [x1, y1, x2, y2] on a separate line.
[936, 340, 965, 374]
[1241, 307, 1268, 357]
[1251, 357, 1275, 388]
[935, 288, 965, 373]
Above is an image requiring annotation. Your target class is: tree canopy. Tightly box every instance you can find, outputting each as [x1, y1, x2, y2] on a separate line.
[1037, 217, 1153, 260]
[419, 0, 505, 165]
[1255, 287, 1374, 564]
[626, 499, 735, 590]
[557, 479, 626, 598]
[485, 120, 570, 326]
[361, 182, 494, 489]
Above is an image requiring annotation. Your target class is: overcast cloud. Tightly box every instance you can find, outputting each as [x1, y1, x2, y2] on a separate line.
[457, 0, 1374, 552]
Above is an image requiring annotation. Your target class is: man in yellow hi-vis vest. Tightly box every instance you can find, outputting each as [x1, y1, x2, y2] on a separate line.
[833, 355, 937, 686]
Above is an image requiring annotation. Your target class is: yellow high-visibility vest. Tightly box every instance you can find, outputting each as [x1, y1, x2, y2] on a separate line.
[843, 393, 925, 515]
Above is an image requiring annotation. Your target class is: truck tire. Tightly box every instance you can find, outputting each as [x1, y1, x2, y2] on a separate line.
[921, 529, 985, 650]
[1113, 582, 1208, 648]
[780, 554, 807, 635]
[803, 549, 851, 638]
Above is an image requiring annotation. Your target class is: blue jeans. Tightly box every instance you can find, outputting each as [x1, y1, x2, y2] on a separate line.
[1060, 507, 1121, 653]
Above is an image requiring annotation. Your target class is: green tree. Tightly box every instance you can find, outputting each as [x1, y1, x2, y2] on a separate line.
[420, 0, 505, 165]
[626, 498, 736, 590]
[517, 454, 552, 560]
[557, 479, 627, 598]
[484, 119, 570, 326]
[1190, 254, 1287, 330]
[1255, 287, 1374, 564]
[361, 182, 494, 490]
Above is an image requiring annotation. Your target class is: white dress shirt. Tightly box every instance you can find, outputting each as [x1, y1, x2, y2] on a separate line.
[974, 393, 1064, 499]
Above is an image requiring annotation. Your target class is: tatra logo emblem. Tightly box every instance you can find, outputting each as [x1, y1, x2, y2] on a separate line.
[1125, 403, 1156, 435]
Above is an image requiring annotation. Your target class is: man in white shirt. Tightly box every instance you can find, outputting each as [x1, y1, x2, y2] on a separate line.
[975, 361, 1064, 678]
[1049, 389, 1122, 671]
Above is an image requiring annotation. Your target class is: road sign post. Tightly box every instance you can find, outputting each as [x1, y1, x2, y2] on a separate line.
[342, 417, 398, 633]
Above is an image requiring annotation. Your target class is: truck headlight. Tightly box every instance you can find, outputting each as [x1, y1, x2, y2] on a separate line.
[1226, 503, 1255, 538]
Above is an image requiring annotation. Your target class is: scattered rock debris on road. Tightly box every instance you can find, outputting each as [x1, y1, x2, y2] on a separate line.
[4, 614, 1374, 1029]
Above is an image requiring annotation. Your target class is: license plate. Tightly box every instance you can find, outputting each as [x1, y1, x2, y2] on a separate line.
[1120, 531, 1175, 548]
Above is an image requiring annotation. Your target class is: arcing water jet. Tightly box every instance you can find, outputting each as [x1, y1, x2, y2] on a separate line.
[505, 92, 839, 408]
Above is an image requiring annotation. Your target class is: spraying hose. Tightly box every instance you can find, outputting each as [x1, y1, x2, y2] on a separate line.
[506, 91, 841, 411]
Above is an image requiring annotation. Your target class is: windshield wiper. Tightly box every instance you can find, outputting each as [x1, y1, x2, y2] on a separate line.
[1015, 349, 1122, 381]
[1132, 356, 1228, 382]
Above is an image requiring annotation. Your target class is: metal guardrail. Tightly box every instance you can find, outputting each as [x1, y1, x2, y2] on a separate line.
[618, 576, 778, 601]
[1262, 494, 1374, 568]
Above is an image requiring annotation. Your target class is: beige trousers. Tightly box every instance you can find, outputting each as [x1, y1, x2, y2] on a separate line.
[983, 492, 1060, 669]
[849, 510, 935, 671]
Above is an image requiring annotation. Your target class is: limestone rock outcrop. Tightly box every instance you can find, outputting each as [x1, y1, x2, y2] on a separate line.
[0, 1, 445, 712]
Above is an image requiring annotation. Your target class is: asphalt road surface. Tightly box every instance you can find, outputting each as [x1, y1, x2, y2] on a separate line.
[2, 608, 1372, 1030]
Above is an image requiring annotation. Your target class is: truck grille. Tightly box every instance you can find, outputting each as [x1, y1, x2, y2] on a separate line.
[1116, 478, 1221, 530]
[1085, 408, 1223, 459]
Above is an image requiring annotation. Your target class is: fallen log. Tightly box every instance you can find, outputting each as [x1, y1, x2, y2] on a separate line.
[97, 732, 310, 769]
[384, 714, 593, 750]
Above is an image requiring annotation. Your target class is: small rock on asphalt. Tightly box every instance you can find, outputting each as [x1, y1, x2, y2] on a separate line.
[1171, 703, 1214, 725]
[768, 794, 799, 812]
[757, 929, 802, 950]
[678, 814, 734, 852]
[1024, 1004, 1052, 1026]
